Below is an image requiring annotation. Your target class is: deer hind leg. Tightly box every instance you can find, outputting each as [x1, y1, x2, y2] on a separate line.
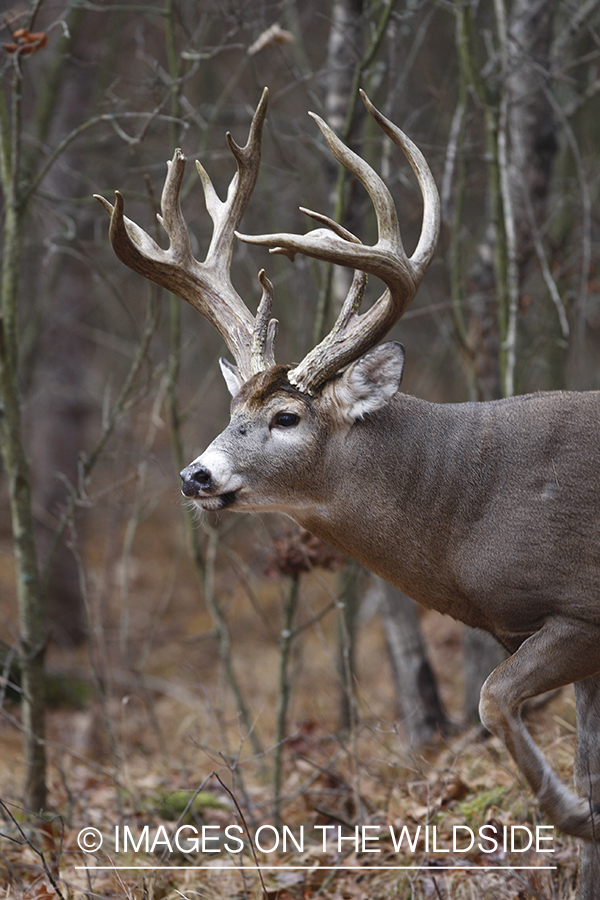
[479, 616, 600, 840]
[574, 675, 600, 899]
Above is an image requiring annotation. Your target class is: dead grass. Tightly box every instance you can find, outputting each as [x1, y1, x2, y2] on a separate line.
[0, 505, 581, 899]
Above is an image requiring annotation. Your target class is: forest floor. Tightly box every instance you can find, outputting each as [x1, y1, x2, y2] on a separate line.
[0, 507, 582, 900]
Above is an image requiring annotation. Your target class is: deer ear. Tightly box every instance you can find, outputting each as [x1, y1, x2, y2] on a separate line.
[219, 358, 244, 397]
[334, 341, 405, 421]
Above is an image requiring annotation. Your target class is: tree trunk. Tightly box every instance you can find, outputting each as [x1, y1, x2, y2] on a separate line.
[0, 92, 46, 810]
[26, 14, 103, 646]
[380, 580, 450, 746]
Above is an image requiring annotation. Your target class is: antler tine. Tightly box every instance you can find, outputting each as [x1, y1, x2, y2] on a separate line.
[358, 90, 439, 277]
[201, 87, 269, 275]
[94, 88, 276, 382]
[236, 91, 440, 393]
[252, 269, 278, 371]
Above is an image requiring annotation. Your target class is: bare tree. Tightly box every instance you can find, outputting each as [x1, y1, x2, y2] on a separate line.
[1, 5, 50, 812]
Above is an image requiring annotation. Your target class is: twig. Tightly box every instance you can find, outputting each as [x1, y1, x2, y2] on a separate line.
[202, 523, 264, 758]
[22, 111, 185, 203]
[497, 89, 519, 399]
[41, 288, 161, 597]
[273, 572, 300, 827]
[0, 799, 67, 900]
[544, 84, 593, 360]
[68, 520, 125, 811]
[213, 772, 269, 900]
[494, 0, 519, 399]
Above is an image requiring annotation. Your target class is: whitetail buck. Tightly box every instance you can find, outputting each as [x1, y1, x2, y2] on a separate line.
[96, 90, 600, 895]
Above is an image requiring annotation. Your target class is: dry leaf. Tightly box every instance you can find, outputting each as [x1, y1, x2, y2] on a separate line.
[248, 24, 294, 56]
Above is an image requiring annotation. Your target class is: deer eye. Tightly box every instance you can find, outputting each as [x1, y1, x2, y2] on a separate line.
[272, 411, 300, 429]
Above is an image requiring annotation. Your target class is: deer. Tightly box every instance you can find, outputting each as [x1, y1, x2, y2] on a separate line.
[96, 89, 600, 896]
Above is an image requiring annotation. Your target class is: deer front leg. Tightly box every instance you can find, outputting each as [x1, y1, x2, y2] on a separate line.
[574, 675, 600, 899]
[479, 617, 600, 841]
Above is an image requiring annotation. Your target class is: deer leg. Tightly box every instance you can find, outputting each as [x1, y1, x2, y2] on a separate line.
[479, 617, 600, 840]
[574, 676, 600, 899]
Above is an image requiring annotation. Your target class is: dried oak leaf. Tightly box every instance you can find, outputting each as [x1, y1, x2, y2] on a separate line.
[267, 529, 345, 577]
[5, 29, 48, 55]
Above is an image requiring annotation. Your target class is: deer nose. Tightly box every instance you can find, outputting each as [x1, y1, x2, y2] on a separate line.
[180, 463, 213, 497]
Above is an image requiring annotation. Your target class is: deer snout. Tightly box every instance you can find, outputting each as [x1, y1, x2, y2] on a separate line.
[180, 449, 243, 506]
[180, 463, 213, 497]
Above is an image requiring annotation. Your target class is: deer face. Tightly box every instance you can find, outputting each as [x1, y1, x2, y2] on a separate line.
[180, 343, 405, 514]
[180, 366, 328, 513]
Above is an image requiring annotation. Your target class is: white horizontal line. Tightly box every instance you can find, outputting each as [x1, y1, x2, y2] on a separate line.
[75, 865, 557, 871]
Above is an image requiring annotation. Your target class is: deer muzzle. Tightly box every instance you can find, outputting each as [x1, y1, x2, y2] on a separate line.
[180, 450, 243, 510]
[180, 462, 213, 497]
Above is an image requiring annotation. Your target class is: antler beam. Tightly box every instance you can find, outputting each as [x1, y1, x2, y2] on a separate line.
[236, 90, 440, 394]
[94, 88, 276, 382]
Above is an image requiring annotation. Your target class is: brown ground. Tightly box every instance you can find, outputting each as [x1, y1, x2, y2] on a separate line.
[0, 501, 580, 899]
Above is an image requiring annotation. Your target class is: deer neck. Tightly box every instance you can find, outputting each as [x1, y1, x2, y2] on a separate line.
[295, 394, 495, 630]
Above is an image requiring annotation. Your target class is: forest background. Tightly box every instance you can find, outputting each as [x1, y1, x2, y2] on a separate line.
[1, 0, 599, 897]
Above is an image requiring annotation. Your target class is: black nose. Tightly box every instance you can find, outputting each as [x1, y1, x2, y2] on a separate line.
[180, 464, 212, 497]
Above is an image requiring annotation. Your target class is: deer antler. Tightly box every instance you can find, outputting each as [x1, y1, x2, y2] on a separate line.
[94, 88, 277, 383]
[236, 90, 440, 394]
